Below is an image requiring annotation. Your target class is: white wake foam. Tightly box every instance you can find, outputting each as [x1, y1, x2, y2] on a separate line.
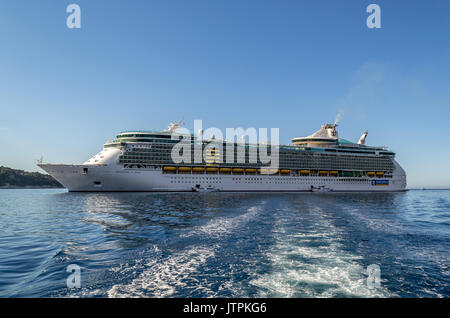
[179, 204, 262, 239]
[107, 203, 263, 297]
[250, 207, 393, 297]
[108, 245, 216, 297]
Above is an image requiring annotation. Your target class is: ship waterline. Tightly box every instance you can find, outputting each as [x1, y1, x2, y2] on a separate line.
[38, 123, 407, 192]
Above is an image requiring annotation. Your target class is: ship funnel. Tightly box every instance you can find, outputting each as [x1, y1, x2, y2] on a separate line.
[358, 131, 368, 145]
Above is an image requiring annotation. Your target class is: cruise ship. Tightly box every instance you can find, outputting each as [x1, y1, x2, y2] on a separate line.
[38, 122, 407, 192]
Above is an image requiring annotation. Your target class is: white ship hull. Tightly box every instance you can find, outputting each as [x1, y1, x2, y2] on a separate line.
[38, 124, 407, 192]
[38, 160, 406, 192]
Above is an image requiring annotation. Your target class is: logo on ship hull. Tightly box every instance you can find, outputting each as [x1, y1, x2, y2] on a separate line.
[371, 180, 389, 186]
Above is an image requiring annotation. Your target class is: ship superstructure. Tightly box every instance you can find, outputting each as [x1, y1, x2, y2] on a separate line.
[38, 123, 406, 192]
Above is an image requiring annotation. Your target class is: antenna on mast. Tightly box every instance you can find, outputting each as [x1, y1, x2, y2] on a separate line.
[358, 131, 368, 145]
[165, 118, 185, 133]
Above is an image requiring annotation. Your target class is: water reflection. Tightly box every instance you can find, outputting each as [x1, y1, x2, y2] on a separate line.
[68, 192, 271, 248]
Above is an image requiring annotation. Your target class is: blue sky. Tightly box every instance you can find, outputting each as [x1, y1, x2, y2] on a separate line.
[0, 0, 449, 187]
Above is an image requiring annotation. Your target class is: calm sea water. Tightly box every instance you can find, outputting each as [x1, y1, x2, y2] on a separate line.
[0, 189, 448, 298]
